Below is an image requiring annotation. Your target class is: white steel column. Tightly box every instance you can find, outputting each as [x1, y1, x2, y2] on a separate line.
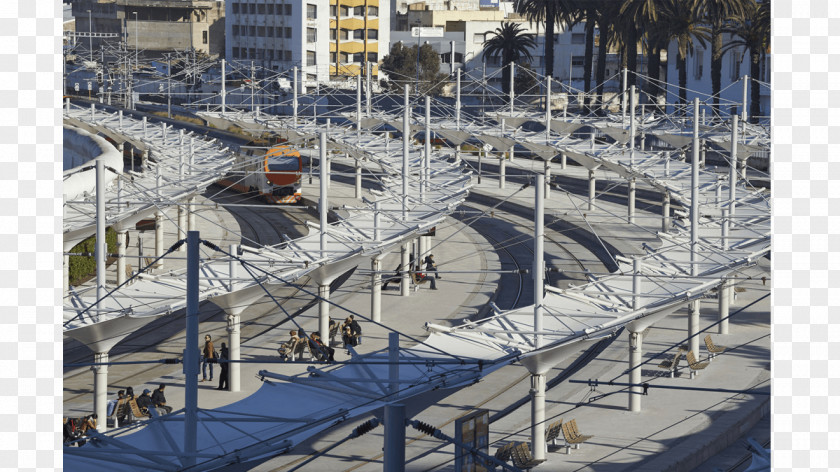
[228, 244, 241, 392]
[95, 160, 106, 311]
[718, 277, 730, 335]
[588, 169, 596, 211]
[93, 352, 108, 432]
[292, 66, 298, 124]
[741, 75, 748, 123]
[545, 76, 551, 142]
[662, 192, 671, 232]
[402, 85, 409, 220]
[499, 153, 506, 189]
[354, 158, 362, 199]
[366, 61, 372, 117]
[424, 95, 431, 202]
[629, 258, 642, 412]
[531, 173, 546, 459]
[629, 85, 636, 165]
[184, 231, 200, 466]
[628, 177, 636, 224]
[544, 159, 551, 198]
[729, 114, 739, 242]
[116, 230, 127, 285]
[356, 74, 362, 140]
[318, 284, 330, 347]
[178, 205, 186, 251]
[621, 68, 628, 122]
[400, 243, 410, 296]
[455, 69, 461, 129]
[560, 152, 566, 170]
[509, 62, 515, 114]
[689, 97, 701, 356]
[320, 132, 328, 253]
[155, 211, 164, 269]
[530, 373, 546, 460]
[371, 256, 382, 323]
[221, 59, 226, 115]
[188, 196, 196, 232]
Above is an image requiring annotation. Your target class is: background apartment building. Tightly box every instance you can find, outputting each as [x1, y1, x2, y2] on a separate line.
[71, 0, 225, 58]
[225, 0, 390, 87]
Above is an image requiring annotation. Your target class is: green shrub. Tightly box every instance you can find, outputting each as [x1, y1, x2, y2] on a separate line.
[68, 228, 118, 287]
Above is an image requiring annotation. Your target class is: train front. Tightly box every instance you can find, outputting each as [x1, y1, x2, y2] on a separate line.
[263, 145, 302, 204]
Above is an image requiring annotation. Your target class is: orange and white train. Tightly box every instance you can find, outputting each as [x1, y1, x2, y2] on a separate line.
[217, 142, 303, 204]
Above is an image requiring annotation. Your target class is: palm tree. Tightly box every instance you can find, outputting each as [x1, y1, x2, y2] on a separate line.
[695, 0, 750, 118]
[514, 0, 576, 78]
[723, 0, 770, 122]
[482, 22, 537, 94]
[593, 2, 622, 111]
[660, 0, 711, 113]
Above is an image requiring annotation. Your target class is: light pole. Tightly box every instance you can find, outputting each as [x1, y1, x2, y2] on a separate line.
[132, 11, 138, 66]
[414, 19, 421, 95]
[87, 10, 92, 62]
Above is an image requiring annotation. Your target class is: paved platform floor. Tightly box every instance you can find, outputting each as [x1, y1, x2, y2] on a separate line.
[64, 157, 770, 471]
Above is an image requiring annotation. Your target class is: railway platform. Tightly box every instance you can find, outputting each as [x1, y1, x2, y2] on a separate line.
[64, 164, 769, 471]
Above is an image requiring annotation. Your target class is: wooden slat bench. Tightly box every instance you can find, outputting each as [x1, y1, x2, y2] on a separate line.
[511, 442, 545, 470]
[686, 350, 709, 378]
[704, 334, 726, 359]
[494, 442, 516, 462]
[561, 419, 593, 454]
[658, 350, 682, 378]
[545, 419, 563, 448]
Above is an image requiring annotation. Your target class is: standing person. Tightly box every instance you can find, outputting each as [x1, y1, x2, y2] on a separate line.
[201, 334, 215, 382]
[151, 384, 173, 414]
[424, 254, 441, 279]
[217, 343, 230, 390]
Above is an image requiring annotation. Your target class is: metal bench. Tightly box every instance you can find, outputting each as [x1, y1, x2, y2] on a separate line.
[686, 350, 709, 378]
[511, 442, 545, 470]
[561, 419, 593, 454]
[545, 419, 563, 448]
[704, 334, 725, 359]
[658, 350, 682, 377]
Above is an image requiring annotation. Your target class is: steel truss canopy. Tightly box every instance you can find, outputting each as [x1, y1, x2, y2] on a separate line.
[66, 89, 769, 470]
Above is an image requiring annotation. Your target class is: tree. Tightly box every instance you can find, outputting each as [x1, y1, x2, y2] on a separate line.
[482, 22, 537, 94]
[514, 0, 576, 78]
[660, 0, 711, 113]
[514, 63, 539, 95]
[695, 0, 750, 118]
[722, 0, 770, 122]
[379, 42, 448, 95]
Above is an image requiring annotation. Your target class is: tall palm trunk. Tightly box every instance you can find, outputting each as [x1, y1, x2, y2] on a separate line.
[502, 55, 512, 94]
[749, 50, 761, 122]
[583, 21, 594, 108]
[545, 17, 556, 77]
[710, 27, 723, 118]
[645, 43, 659, 107]
[594, 29, 608, 110]
[677, 53, 687, 115]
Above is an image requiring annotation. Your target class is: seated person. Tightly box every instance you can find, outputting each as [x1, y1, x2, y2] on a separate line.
[413, 271, 437, 290]
[309, 332, 335, 363]
[151, 384, 173, 415]
[135, 389, 154, 418]
[342, 326, 356, 348]
[277, 330, 300, 360]
[381, 264, 403, 290]
[341, 316, 363, 347]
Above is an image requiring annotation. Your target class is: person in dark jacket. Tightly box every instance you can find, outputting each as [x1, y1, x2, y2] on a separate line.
[151, 384, 172, 414]
[217, 343, 230, 390]
[136, 389, 154, 417]
[310, 332, 335, 362]
[201, 334, 215, 382]
[424, 254, 441, 279]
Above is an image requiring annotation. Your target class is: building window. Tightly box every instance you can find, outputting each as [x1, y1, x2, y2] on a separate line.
[284, 4, 292, 15]
[249, 4, 255, 14]
[330, 5, 336, 16]
[307, 28, 317, 43]
[367, 52, 378, 62]
[340, 52, 349, 63]
[353, 53, 364, 63]
[353, 29, 364, 40]
[368, 6, 379, 16]
[367, 29, 378, 40]
[249, 25, 255, 37]
[354, 6, 365, 16]
[232, 3, 239, 14]
[473, 33, 485, 44]
[202, 30, 208, 44]
[232, 25, 239, 36]
[340, 5, 349, 16]
[258, 26, 265, 37]
[257, 4, 265, 15]
[330, 28, 336, 40]
[488, 56, 500, 67]
[331, 52, 337, 63]
[340, 29, 349, 40]
[307, 4, 317, 19]
[284, 50, 292, 61]
[267, 4, 273, 15]
[307, 50, 316, 65]
[694, 50, 704, 79]
[571, 56, 585, 66]
[572, 33, 585, 44]
[285, 27, 292, 38]
[267, 27, 274, 38]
